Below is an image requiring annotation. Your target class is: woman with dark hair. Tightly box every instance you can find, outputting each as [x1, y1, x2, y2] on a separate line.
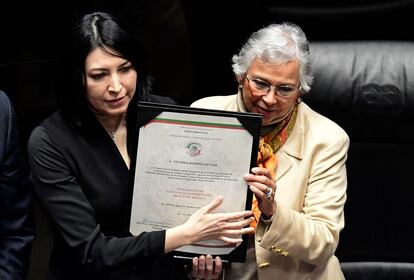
[27, 11, 253, 279]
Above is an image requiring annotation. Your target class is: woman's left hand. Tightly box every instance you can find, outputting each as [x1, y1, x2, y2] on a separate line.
[189, 255, 222, 280]
[244, 167, 277, 218]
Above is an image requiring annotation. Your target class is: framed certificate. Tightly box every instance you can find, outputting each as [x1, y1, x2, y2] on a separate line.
[129, 101, 261, 262]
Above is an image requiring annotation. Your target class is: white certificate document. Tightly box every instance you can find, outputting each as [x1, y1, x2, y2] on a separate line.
[130, 108, 258, 257]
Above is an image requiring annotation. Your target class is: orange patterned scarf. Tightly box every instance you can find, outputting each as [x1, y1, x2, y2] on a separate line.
[250, 104, 298, 228]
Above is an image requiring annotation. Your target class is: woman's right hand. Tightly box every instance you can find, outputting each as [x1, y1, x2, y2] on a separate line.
[165, 196, 254, 253]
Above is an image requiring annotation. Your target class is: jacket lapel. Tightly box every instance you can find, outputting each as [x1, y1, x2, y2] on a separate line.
[275, 103, 306, 181]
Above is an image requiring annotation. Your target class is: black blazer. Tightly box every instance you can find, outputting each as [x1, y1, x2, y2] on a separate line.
[27, 94, 188, 279]
[0, 90, 34, 280]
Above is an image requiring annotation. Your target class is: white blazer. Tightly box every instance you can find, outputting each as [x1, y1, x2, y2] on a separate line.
[191, 94, 349, 280]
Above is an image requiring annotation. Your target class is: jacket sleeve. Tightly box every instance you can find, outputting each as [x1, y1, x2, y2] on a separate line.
[256, 130, 349, 265]
[27, 125, 166, 272]
[0, 91, 35, 280]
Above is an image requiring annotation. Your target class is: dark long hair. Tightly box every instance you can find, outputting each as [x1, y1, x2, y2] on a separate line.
[57, 11, 151, 126]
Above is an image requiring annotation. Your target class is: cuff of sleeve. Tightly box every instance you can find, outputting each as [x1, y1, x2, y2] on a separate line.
[260, 213, 274, 224]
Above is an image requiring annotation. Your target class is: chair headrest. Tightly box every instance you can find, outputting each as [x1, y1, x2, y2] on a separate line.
[304, 41, 414, 142]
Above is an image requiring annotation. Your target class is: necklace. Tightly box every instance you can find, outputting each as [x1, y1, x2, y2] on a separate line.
[108, 130, 115, 140]
[100, 115, 127, 141]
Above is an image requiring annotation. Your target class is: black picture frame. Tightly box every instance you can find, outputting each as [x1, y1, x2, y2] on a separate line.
[129, 101, 262, 262]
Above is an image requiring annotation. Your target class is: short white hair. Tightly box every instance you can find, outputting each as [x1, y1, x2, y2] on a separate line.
[232, 22, 313, 93]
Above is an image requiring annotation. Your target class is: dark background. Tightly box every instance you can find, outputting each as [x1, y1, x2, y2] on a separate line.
[1, 1, 414, 279]
[2, 0, 414, 142]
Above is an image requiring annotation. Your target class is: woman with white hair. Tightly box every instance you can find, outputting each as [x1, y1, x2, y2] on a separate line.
[192, 22, 349, 280]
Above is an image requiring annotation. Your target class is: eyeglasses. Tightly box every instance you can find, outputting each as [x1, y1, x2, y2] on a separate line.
[245, 75, 300, 98]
